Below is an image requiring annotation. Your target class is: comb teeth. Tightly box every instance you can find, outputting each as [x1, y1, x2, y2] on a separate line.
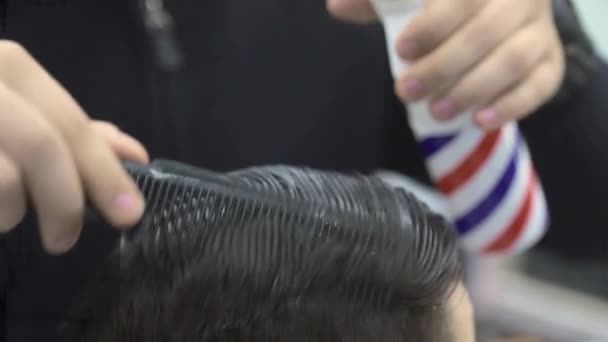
[121, 161, 459, 308]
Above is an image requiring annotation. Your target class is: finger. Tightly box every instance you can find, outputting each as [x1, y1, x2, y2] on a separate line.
[69, 125, 145, 229]
[326, 0, 377, 23]
[0, 83, 84, 254]
[0, 45, 145, 229]
[429, 24, 548, 121]
[475, 59, 563, 130]
[0, 149, 25, 232]
[91, 121, 150, 165]
[396, 0, 484, 60]
[397, 0, 537, 102]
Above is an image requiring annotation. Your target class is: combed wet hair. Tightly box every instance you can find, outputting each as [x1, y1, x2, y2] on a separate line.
[66, 164, 462, 342]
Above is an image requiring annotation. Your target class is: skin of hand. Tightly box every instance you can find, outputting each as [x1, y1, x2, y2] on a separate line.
[0, 40, 148, 255]
[446, 281, 477, 342]
[326, 0, 566, 130]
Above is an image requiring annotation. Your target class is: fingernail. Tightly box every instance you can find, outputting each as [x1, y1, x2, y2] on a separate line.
[114, 192, 141, 213]
[477, 109, 499, 127]
[400, 79, 425, 99]
[398, 39, 418, 59]
[431, 98, 456, 120]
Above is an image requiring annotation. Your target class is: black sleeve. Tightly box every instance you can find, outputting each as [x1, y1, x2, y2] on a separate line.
[518, 0, 608, 258]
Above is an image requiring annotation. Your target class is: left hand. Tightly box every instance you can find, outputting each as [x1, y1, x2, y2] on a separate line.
[327, 0, 566, 130]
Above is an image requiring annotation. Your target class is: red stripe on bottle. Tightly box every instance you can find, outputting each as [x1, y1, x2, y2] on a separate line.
[482, 169, 536, 254]
[437, 129, 501, 195]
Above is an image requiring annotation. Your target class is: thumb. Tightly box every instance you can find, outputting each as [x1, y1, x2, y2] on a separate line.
[91, 120, 150, 165]
[326, 0, 378, 23]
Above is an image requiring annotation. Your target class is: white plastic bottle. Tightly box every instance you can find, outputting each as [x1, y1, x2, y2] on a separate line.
[370, 0, 549, 255]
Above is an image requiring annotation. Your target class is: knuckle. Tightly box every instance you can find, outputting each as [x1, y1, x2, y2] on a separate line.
[0, 40, 27, 59]
[92, 120, 119, 132]
[90, 120, 121, 140]
[463, 25, 494, 57]
[513, 88, 540, 118]
[506, 39, 535, 74]
[40, 192, 84, 239]
[534, 64, 557, 100]
[0, 40, 31, 70]
[0, 162, 21, 193]
[420, 59, 448, 87]
[498, 101, 518, 121]
[519, 86, 538, 111]
[415, 13, 440, 44]
[62, 117, 96, 146]
[50, 201, 85, 229]
[19, 126, 62, 161]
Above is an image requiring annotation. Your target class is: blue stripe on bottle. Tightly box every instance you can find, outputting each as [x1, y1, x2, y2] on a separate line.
[455, 134, 522, 235]
[420, 134, 457, 157]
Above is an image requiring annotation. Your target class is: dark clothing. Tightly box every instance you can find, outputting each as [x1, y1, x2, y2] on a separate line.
[0, 1, 606, 341]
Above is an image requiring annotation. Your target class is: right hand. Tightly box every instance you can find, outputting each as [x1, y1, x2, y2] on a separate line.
[0, 40, 149, 254]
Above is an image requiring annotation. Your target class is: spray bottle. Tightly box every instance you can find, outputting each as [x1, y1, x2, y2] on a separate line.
[370, 0, 549, 255]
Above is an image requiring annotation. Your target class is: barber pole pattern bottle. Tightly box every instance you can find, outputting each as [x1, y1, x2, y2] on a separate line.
[372, 0, 549, 255]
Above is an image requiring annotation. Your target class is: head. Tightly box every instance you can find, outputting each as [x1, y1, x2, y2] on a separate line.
[66, 167, 473, 342]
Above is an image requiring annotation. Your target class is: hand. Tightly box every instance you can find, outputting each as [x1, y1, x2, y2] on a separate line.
[327, 0, 566, 130]
[0, 40, 148, 254]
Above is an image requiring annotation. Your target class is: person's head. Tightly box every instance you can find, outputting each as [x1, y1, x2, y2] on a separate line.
[67, 169, 473, 342]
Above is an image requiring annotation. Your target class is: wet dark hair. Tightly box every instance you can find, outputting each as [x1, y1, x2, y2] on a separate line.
[66, 166, 462, 342]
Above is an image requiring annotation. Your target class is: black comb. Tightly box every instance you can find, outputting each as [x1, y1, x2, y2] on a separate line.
[107, 159, 460, 308]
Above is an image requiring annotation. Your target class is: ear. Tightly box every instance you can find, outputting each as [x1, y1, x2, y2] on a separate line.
[446, 282, 476, 342]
